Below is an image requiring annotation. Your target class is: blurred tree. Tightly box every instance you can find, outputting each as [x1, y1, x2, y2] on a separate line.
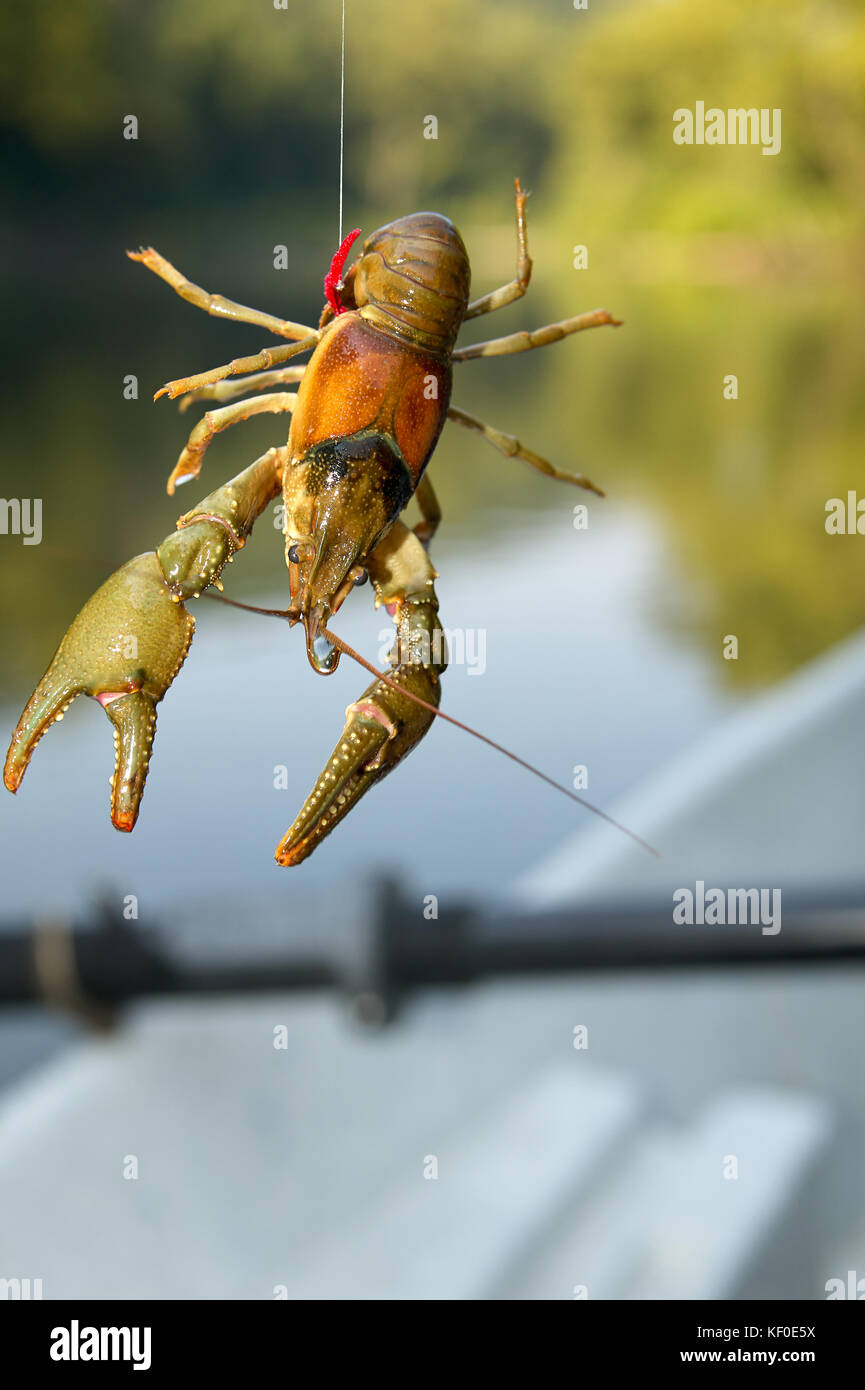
[0, 0, 862, 696]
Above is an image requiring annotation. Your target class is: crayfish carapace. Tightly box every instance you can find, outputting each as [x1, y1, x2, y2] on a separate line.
[4, 182, 623, 865]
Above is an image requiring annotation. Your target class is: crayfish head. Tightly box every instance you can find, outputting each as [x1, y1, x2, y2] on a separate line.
[283, 431, 414, 675]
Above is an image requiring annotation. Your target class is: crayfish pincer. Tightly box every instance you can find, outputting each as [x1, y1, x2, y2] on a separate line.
[5, 181, 625, 864]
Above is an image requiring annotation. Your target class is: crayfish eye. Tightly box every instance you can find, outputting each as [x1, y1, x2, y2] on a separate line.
[352, 568, 369, 587]
[288, 544, 303, 563]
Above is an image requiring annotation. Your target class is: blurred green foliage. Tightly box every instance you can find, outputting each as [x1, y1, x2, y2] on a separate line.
[2, 0, 862, 240]
[0, 0, 862, 696]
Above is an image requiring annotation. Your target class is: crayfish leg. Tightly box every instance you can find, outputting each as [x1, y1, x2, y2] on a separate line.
[463, 177, 532, 320]
[412, 472, 442, 548]
[447, 404, 605, 497]
[167, 391, 297, 495]
[453, 306, 621, 362]
[127, 246, 316, 341]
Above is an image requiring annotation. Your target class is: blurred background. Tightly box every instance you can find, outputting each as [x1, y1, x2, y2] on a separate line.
[0, 0, 863, 1299]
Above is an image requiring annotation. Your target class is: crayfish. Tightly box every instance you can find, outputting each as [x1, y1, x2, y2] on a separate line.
[4, 182, 623, 865]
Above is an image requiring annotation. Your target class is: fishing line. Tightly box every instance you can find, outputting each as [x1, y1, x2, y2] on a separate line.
[206, 591, 659, 858]
[338, 0, 346, 245]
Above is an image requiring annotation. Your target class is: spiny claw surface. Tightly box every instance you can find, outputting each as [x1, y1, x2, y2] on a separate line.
[4, 553, 194, 831]
[275, 663, 439, 867]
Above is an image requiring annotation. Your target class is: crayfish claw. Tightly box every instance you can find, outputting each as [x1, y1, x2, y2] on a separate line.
[3, 670, 81, 795]
[274, 696, 396, 866]
[275, 660, 441, 867]
[276, 522, 449, 865]
[4, 553, 195, 825]
[103, 690, 159, 832]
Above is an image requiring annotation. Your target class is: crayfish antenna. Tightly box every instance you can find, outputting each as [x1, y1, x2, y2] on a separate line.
[203, 591, 658, 858]
[322, 629, 660, 859]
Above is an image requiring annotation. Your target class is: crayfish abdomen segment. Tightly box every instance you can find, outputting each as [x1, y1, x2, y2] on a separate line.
[352, 212, 471, 354]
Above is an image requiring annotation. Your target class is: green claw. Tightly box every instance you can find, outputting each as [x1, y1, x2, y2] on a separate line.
[4, 552, 194, 831]
[275, 561, 449, 869]
[5, 452, 280, 835]
[275, 663, 440, 866]
[102, 690, 161, 832]
[276, 519, 449, 867]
